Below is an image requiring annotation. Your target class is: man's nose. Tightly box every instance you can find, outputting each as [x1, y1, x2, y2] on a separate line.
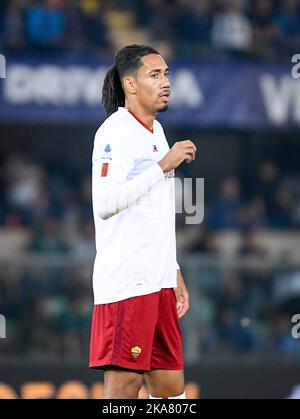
[161, 76, 170, 88]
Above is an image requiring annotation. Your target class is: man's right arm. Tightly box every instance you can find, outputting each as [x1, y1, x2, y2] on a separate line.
[93, 136, 197, 220]
[93, 162, 164, 220]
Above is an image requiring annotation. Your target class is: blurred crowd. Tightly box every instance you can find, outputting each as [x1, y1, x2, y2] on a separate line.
[1, 154, 300, 233]
[0, 154, 95, 357]
[0, 0, 299, 60]
[0, 263, 93, 357]
[184, 265, 300, 360]
[197, 161, 300, 230]
[1, 249, 299, 359]
[0, 154, 95, 255]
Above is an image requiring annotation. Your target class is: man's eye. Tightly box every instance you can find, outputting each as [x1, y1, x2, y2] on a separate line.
[151, 73, 159, 78]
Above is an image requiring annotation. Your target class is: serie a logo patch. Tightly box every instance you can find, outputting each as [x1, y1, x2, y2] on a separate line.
[131, 346, 142, 360]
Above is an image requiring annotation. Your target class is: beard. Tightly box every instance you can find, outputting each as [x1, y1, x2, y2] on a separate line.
[156, 103, 169, 113]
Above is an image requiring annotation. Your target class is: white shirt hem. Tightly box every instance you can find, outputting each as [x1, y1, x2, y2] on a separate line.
[93, 283, 176, 305]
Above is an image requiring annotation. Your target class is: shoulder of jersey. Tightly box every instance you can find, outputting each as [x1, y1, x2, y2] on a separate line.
[99, 109, 128, 132]
[154, 119, 164, 133]
[95, 110, 133, 144]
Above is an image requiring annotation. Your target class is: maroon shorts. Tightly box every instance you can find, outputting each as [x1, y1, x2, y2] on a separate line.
[89, 288, 184, 371]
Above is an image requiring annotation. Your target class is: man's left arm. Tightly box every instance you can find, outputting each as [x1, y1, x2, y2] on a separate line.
[174, 269, 189, 319]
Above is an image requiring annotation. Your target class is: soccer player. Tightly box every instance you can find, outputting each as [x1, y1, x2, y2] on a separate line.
[89, 44, 197, 399]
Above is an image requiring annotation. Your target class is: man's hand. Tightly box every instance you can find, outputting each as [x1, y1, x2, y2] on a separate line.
[174, 269, 189, 319]
[158, 140, 197, 173]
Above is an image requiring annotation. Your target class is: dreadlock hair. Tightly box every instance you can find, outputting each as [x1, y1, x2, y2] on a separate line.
[102, 44, 160, 117]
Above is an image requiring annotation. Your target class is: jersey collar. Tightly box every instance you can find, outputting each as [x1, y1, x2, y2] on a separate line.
[120, 107, 154, 134]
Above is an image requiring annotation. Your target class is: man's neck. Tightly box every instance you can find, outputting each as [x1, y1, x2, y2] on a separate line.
[125, 104, 155, 131]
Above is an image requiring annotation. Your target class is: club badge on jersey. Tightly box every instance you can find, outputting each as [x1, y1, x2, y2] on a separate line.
[131, 345, 142, 360]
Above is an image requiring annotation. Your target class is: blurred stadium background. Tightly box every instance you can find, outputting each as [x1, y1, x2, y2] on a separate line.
[0, 0, 300, 399]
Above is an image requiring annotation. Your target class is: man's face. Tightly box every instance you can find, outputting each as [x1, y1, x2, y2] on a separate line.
[133, 54, 171, 114]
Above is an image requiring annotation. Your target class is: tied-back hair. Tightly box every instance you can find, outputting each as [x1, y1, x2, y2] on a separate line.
[102, 44, 159, 117]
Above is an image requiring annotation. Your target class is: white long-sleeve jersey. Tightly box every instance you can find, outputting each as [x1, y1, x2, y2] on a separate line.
[92, 107, 179, 304]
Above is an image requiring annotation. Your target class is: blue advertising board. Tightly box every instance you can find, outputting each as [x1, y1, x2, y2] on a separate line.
[0, 56, 298, 129]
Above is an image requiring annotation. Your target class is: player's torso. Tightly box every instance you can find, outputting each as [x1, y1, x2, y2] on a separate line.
[127, 121, 170, 179]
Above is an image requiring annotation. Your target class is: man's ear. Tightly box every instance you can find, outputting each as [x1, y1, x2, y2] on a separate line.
[123, 76, 137, 95]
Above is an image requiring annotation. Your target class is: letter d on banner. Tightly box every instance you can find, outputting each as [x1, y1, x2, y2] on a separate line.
[0, 54, 6, 78]
[0, 314, 6, 338]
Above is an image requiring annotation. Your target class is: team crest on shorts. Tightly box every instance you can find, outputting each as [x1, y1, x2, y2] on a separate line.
[131, 346, 142, 360]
